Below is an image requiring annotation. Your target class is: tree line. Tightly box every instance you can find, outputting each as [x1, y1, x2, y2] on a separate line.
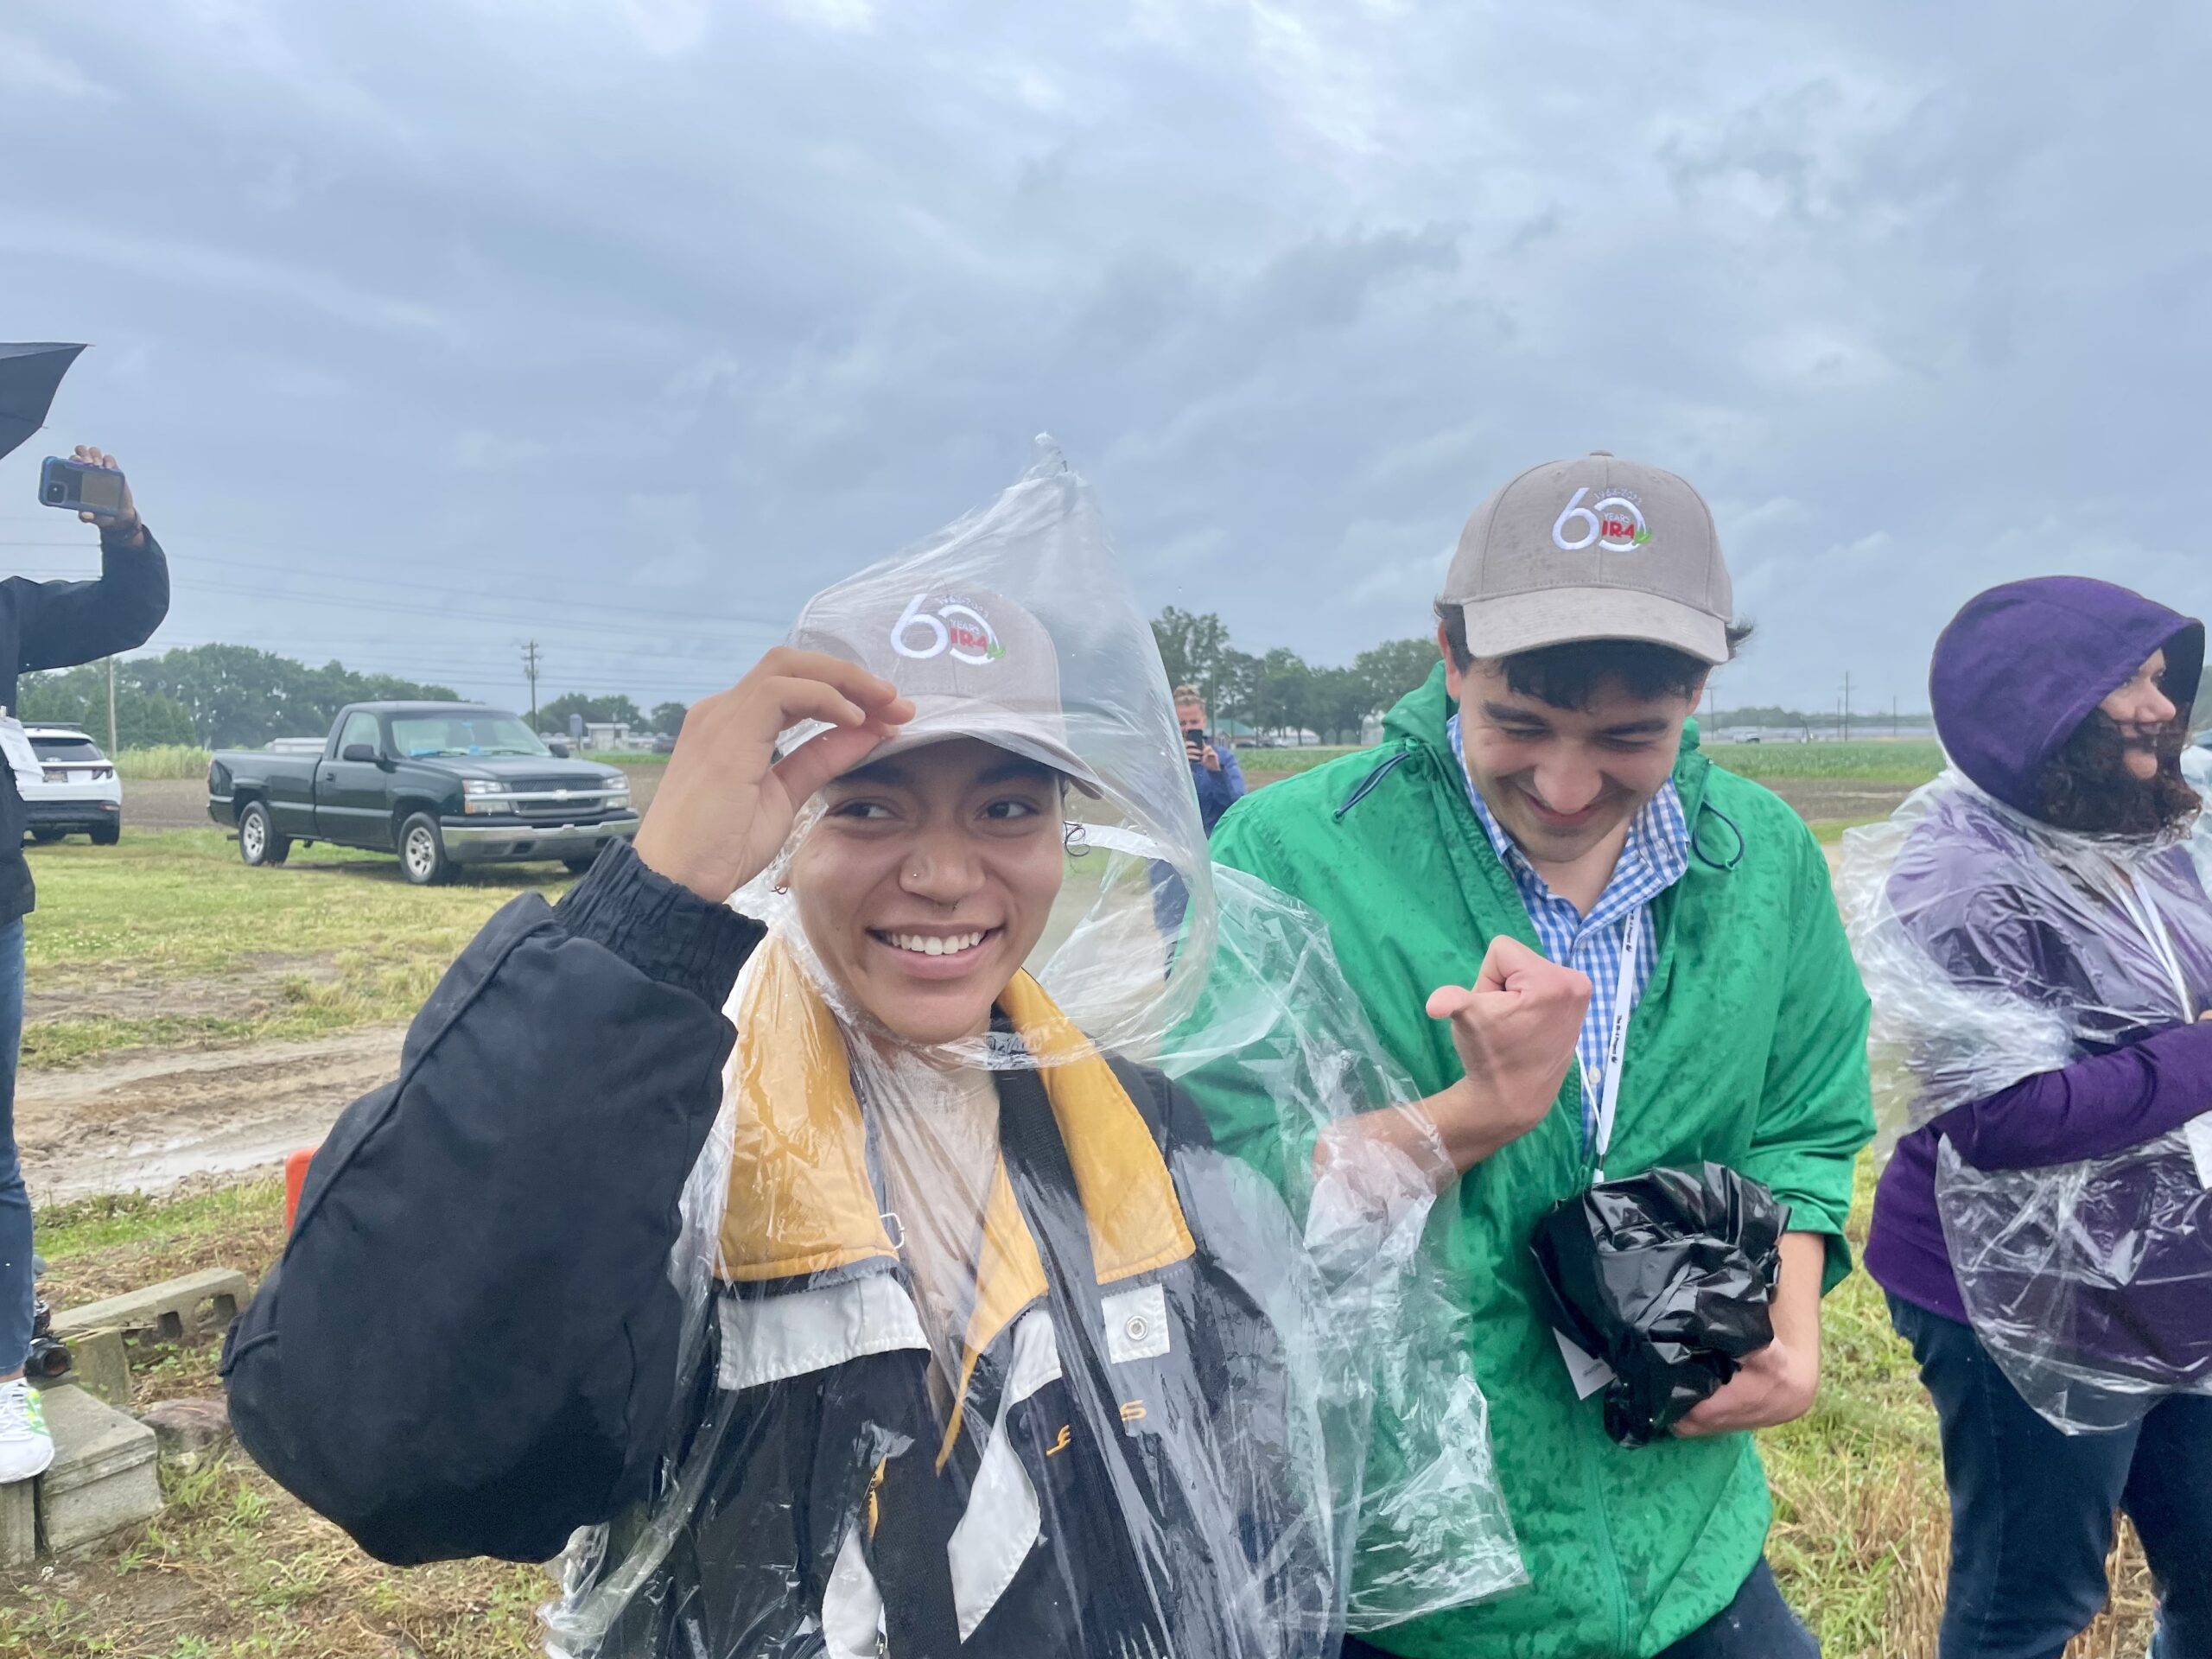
[41, 627, 2151, 758]
[1150, 607, 1439, 744]
[20, 645, 461, 750]
[19, 646, 691, 751]
[531, 693, 690, 740]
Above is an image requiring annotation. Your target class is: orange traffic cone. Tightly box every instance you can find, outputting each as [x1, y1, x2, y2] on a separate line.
[284, 1147, 317, 1230]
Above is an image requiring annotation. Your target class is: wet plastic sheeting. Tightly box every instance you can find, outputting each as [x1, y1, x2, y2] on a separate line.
[1840, 768, 2212, 1433]
[540, 444, 1521, 1657]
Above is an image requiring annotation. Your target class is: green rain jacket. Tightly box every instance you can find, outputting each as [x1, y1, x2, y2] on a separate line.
[1201, 665, 1872, 1659]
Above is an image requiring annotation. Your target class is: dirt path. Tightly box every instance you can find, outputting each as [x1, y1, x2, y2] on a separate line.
[16, 1026, 405, 1205]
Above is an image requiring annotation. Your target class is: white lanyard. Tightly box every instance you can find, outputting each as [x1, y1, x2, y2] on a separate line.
[1586, 907, 1644, 1185]
[2115, 874, 2195, 1022]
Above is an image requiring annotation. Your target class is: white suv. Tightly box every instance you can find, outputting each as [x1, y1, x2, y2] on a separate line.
[21, 726, 123, 845]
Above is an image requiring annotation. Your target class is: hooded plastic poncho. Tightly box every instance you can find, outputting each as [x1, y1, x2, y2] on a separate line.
[1840, 577, 2212, 1434]
[539, 442, 1520, 1657]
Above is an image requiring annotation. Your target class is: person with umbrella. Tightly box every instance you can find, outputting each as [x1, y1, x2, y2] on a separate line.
[0, 341, 172, 1483]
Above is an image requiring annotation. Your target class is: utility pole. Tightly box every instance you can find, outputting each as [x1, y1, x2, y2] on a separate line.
[1842, 671, 1853, 742]
[106, 657, 118, 754]
[522, 641, 542, 730]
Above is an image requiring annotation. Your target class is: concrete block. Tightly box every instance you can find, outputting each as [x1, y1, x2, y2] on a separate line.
[35, 1384, 162, 1554]
[54, 1326, 132, 1409]
[52, 1268, 249, 1349]
[140, 1398, 231, 1474]
[0, 1477, 33, 1568]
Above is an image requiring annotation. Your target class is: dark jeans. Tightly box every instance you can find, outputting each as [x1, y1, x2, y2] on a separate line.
[1888, 1291, 2212, 1659]
[1651, 1559, 1819, 1657]
[0, 917, 27, 1371]
[1342, 1558, 1816, 1658]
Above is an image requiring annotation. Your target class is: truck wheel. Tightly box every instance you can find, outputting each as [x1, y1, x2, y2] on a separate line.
[29, 829, 64, 844]
[398, 812, 452, 886]
[562, 854, 598, 875]
[90, 821, 119, 847]
[238, 801, 290, 867]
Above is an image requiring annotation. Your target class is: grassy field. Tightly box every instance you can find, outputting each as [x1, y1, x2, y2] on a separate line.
[9, 1162, 2156, 1656]
[19, 830, 563, 1069]
[1706, 738, 1945, 785]
[1239, 736, 1948, 791]
[112, 747, 214, 782]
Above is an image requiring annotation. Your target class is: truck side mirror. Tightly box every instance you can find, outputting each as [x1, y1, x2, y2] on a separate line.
[340, 743, 380, 765]
[545, 738, 570, 758]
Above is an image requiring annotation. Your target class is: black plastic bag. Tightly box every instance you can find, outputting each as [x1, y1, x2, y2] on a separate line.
[1529, 1163, 1789, 1448]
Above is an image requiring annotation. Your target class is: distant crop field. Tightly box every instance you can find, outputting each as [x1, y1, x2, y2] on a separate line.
[1707, 739, 1944, 786]
[114, 744, 213, 780]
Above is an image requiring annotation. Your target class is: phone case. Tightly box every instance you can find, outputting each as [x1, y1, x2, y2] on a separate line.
[40, 455, 124, 513]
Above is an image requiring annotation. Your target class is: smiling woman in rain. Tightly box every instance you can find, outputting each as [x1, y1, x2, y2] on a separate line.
[219, 451, 1516, 1659]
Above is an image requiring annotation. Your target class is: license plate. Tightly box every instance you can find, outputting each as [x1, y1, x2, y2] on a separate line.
[67, 772, 89, 784]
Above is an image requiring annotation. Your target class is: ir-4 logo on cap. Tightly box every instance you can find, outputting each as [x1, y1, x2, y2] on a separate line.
[1553, 486, 1649, 553]
[891, 594, 1004, 664]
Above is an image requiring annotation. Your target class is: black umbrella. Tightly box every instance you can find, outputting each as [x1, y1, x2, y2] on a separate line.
[0, 342, 86, 463]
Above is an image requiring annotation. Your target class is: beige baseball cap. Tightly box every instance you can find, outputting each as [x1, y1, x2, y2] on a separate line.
[1440, 451, 1734, 664]
[789, 578, 1103, 793]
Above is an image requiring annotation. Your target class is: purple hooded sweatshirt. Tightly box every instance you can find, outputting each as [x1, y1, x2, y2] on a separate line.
[1866, 576, 2212, 1325]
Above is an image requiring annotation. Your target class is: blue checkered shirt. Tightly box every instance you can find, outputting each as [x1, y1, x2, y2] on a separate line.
[1446, 714, 1689, 1150]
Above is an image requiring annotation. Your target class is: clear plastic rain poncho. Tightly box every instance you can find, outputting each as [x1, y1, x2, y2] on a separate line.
[542, 442, 1520, 1657]
[1840, 767, 2212, 1433]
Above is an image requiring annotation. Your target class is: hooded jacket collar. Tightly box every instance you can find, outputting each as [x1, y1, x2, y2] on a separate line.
[1930, 577, 2204, 817]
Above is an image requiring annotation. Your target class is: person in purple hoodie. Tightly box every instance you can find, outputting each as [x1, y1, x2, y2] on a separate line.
[1841, 576, 2212, 1659]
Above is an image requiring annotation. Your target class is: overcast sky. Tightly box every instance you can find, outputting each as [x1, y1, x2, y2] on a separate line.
[3, 2, 2208, 721]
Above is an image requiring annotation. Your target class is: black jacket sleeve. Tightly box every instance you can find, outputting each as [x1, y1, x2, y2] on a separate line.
[10, 524, 171, 671]
[221, 842, 763, 1566]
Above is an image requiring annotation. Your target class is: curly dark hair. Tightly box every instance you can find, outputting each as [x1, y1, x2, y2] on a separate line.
[2034, 708, 2201, 836]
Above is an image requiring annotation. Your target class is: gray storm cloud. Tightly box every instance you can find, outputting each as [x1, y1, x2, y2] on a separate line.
[2, 1, 2207, 712]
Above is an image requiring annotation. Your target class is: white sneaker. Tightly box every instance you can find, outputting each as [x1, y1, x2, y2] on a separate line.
[0, 1378, 55, 1482]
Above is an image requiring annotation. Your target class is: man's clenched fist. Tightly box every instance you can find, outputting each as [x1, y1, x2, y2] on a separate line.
[1421, 937, 1591, 1172]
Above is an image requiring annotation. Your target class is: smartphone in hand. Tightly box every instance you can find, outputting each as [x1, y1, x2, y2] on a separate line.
[40, 455, 128, 518]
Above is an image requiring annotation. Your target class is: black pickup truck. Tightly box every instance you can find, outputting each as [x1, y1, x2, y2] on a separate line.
[207, 702, 640, 885]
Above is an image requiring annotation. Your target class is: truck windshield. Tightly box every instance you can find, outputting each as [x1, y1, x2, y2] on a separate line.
[390, 715, 550, 760]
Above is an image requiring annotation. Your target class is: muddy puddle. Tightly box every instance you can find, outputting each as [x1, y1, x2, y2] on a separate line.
[16, 1026, 404, 1205]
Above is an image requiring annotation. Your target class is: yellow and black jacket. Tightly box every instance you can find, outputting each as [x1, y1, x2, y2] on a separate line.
[226, 843, 1328, 1659]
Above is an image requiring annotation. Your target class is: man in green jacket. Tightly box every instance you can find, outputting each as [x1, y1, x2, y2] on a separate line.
[1203, 453, 1872, 1658]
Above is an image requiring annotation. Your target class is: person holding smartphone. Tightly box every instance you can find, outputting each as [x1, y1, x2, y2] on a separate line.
[0, 445, 170, 1483]
[1175, 684, 1246, 835]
